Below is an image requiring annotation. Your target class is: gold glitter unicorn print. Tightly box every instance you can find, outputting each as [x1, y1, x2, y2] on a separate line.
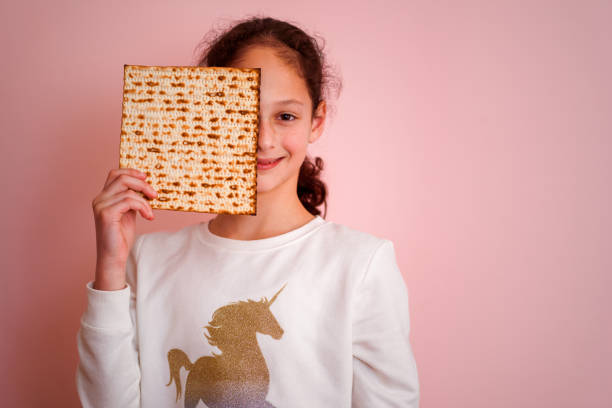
[166, 283, 287, 408]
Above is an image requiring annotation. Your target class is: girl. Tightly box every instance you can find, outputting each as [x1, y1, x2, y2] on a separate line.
[77, 16, 419, 408]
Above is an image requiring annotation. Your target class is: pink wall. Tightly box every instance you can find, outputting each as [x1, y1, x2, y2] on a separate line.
[2, 0, 610, 406]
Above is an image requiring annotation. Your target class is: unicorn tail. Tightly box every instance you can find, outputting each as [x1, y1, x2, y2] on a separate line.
[166, 348, 194, 402]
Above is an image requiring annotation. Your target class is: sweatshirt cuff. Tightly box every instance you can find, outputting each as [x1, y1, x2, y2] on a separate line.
[82, 280, 133, 330]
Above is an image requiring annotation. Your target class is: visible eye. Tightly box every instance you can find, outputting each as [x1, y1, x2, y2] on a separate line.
[279, 113, 296, 121]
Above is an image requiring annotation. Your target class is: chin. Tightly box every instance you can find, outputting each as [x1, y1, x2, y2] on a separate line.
[255, 181, 276, 194]
[255, 175, 293, 194]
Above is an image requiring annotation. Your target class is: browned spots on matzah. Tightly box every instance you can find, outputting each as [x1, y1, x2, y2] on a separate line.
[118, 65, 259, 215]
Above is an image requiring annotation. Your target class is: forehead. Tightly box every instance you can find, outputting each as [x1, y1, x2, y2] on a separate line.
[231, 45, 310, 109]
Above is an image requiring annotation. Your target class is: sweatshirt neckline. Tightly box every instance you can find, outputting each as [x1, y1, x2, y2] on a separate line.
[196, 215, 326, 251]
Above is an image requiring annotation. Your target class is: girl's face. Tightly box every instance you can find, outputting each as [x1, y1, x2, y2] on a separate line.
[230, 45, 326, 194]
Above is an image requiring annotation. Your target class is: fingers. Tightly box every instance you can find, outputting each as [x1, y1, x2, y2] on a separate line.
[95, 190, 155, 221]
[95, 170, 158, 207]
[93, 167, 158, 221]
[104, 168, 147, 190]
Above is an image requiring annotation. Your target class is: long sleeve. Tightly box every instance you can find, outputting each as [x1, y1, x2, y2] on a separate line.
[352, 240, 420, 407]
[76, 234, 144, 408]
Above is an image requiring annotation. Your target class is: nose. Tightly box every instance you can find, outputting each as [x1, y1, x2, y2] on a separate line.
[257, 116, 276, 151]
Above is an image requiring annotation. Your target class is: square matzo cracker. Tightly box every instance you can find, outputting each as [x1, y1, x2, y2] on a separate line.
[119, 65, 259, 215]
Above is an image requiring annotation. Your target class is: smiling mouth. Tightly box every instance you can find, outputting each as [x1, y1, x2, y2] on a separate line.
[257, 157, 282, 163]
[257, 157, 283, 169]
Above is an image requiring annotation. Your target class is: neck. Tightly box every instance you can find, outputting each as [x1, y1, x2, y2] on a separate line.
[209, 172, 316, 240]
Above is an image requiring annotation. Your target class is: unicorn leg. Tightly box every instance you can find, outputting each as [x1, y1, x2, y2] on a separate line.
[184, 394, 201, 408]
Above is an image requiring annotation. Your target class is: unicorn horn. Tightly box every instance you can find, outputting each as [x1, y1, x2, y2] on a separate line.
[268, 283, 287, 306]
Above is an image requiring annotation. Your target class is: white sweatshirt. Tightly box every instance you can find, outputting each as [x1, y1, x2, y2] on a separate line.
[76, 215, 420, 407]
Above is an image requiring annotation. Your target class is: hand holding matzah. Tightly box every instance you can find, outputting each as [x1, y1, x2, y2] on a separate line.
[91, 167, 157, 291]
[90, 64, 262, 290]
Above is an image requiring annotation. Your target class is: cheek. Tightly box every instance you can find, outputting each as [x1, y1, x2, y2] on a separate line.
[281, 125, 310, 156]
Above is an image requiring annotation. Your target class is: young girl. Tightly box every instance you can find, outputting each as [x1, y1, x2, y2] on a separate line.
[77, 16, 419, 408]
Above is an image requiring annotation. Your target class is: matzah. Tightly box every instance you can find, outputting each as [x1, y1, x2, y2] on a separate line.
[119, 65, 259, 215]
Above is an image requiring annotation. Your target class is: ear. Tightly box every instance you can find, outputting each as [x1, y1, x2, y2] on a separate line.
[308, 100, 327, 144]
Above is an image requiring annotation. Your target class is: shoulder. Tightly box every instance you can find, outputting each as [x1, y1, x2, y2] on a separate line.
[316, 220, 402, 296]
[317, 219, 393, 260]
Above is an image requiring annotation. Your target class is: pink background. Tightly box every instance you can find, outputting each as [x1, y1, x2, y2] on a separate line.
[2, 0, 611, 406]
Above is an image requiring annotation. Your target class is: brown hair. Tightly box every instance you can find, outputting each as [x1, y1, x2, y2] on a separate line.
[194, 15, 342, 218]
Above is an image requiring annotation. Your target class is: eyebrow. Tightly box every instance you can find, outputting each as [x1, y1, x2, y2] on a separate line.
[273, 99, 304, 107]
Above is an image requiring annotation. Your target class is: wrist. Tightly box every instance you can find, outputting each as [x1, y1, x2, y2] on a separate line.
[94, 262, 127, 291]
[92, 277, 127, 291]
